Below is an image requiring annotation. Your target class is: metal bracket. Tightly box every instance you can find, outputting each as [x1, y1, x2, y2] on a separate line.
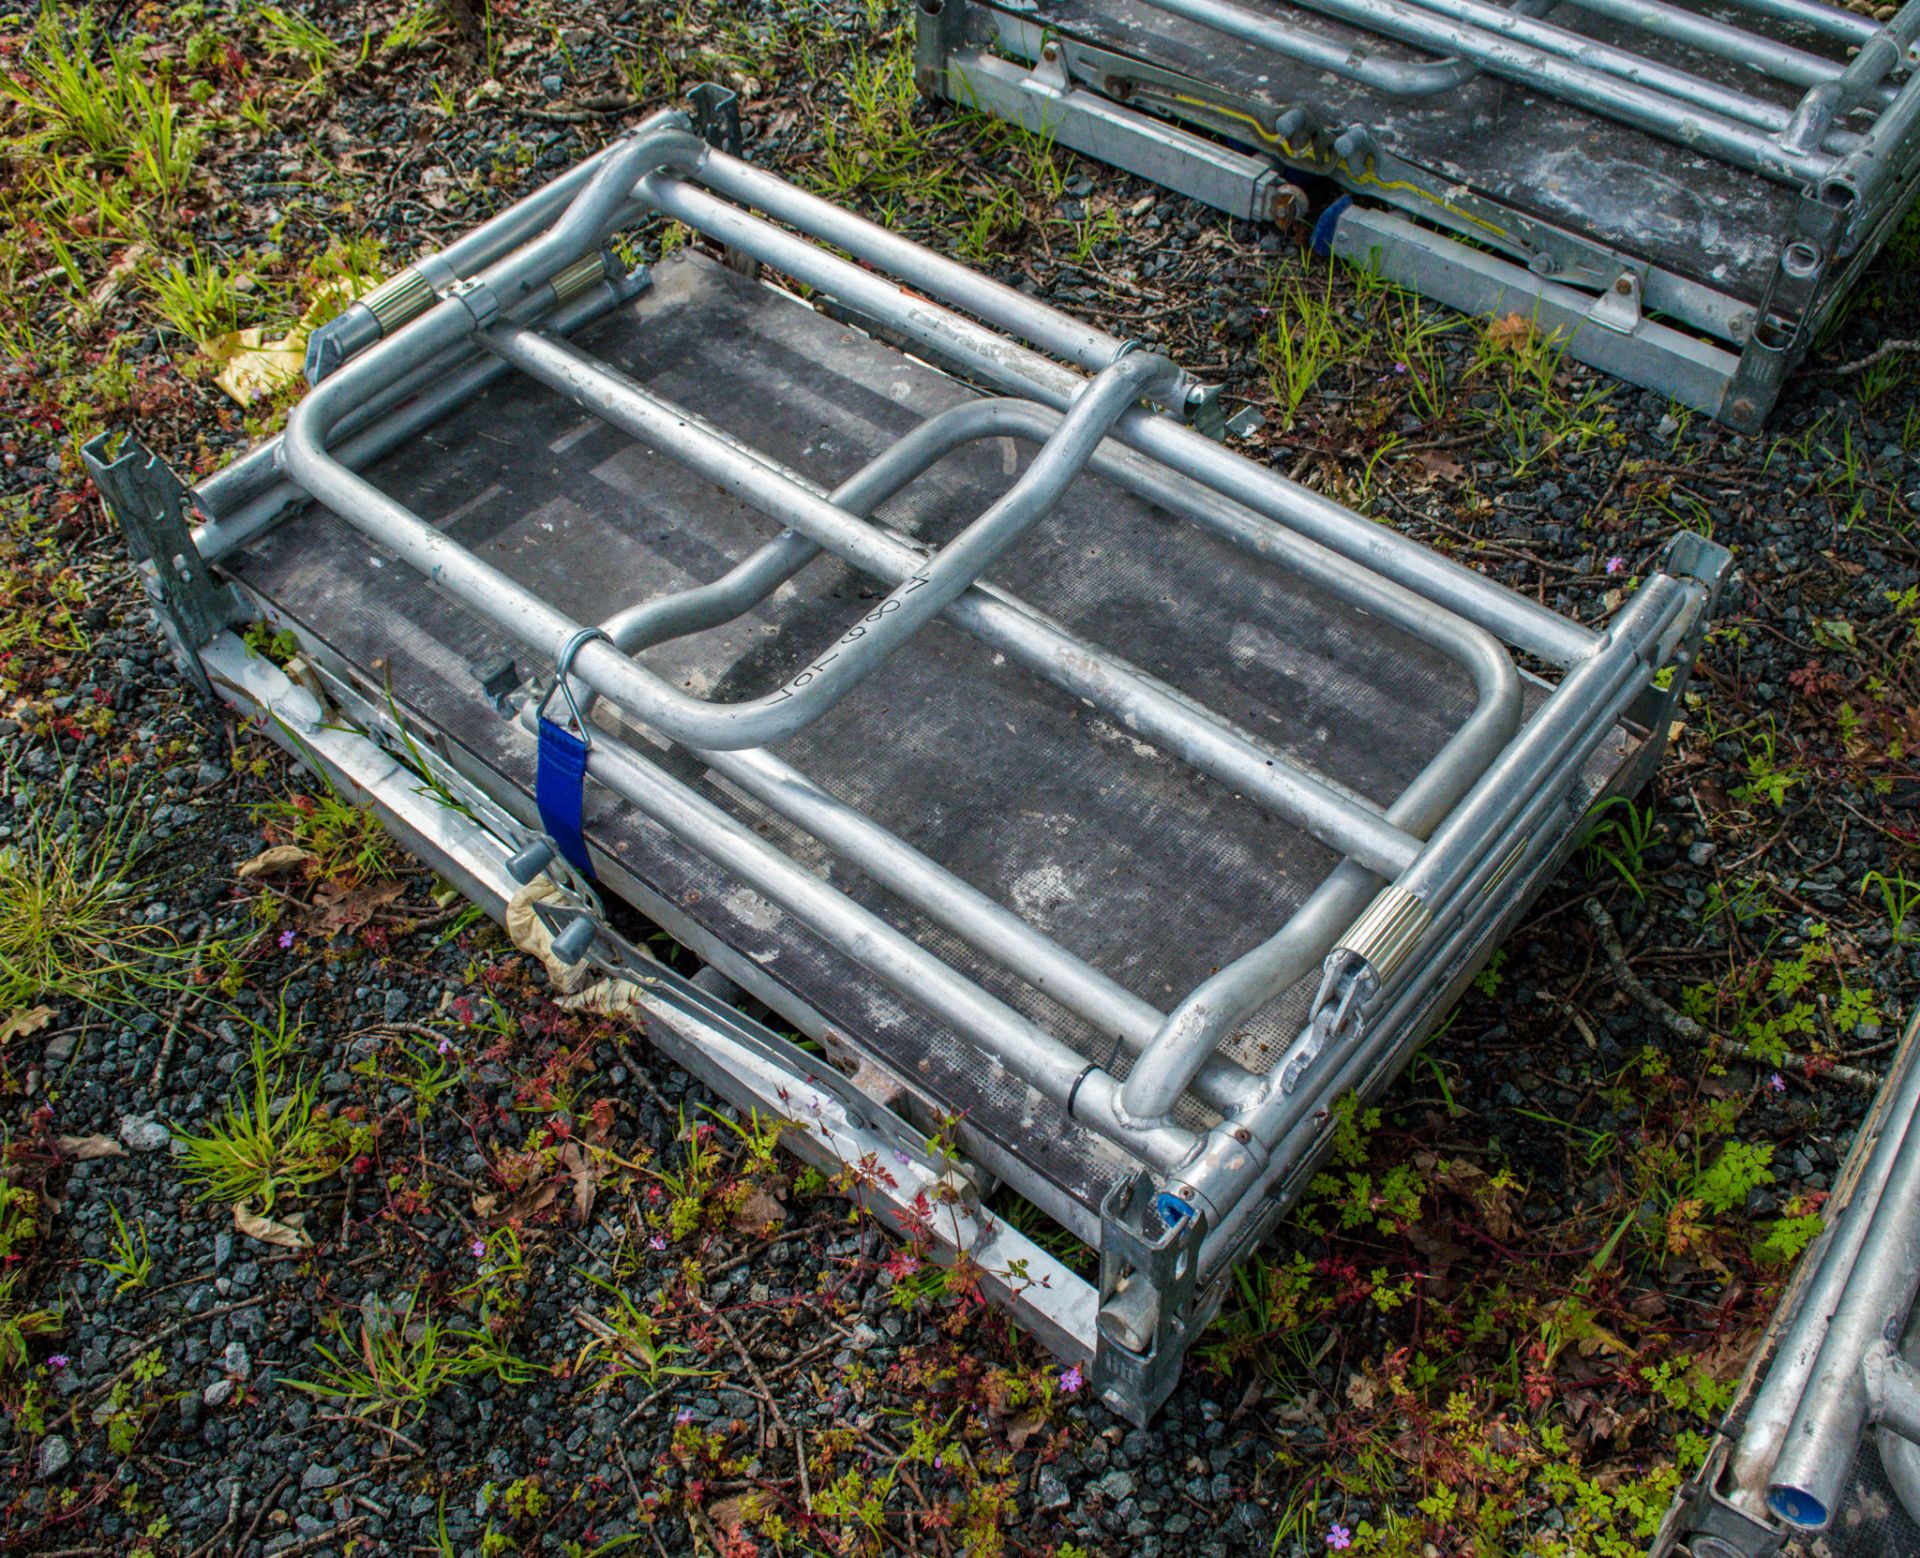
[1628, 532, 1734, 733]
[82, 433, 241, 700]
[1589, 268, 1644, 335]
[1092, 1170, 1208, 1424]
[688, 82, 742, 155]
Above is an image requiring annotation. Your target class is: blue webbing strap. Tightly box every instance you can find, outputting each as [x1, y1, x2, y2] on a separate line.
[534, 628, 609, 881]
[1310, 194, 1353, 259]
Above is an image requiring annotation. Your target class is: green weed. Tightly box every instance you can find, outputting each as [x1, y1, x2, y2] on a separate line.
[289, 1287, 539, 1426]
[0, 757, 171, 1011]
[173, 1031, 360, 1212]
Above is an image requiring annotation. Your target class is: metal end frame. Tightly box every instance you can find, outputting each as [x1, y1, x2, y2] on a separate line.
[1654, 1006, 1920, 1554]
[95, 103, 1725, 1422]
[917, 0, 1920, 428]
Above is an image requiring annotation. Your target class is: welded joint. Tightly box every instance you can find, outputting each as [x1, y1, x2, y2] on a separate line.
[1866, 1339, 1920, 1444]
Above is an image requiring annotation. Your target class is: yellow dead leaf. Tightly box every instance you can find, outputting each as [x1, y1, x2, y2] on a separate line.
[472, 1191, 499, 1217]
[57, 1134, 124, 1161]
[234, 1203, 312, 1250]
[0, 1006, 55, 1044]
[202, 276, 371, 407]
[237, 844, 311, 879]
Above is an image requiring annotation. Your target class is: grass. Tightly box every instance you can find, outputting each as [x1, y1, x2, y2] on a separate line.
[1260, 265, 1350, 426]
[255, 783, 397, 886]
[88, 1203, 153, 1296]
[0, 8, 204, 201]
[172, 1028, 359, 1212]
[0, 756, 170, 1011]
[289, 1287, 539, 1426]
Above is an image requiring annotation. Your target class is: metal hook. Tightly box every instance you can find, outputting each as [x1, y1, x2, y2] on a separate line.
[536, 626, 612, 741]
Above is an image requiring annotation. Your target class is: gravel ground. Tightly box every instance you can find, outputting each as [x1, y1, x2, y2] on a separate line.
[2, 3, 1919, 1555]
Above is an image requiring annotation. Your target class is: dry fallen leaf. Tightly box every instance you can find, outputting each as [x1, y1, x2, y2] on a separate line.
[57, 1134, 124, 1161]
[558, 1140, 601, 1225]
[471, 1192, 499, 1217]
[0, 1006, 55, 1044]
[309, 878, 406, 936]
[729, 1180, 788, 1239]
[1007, 1409, 1048, 1452]
[234, 1203, 313, 1250]
[237, 844, 311, 879]
[1485, 310, 1535, 352]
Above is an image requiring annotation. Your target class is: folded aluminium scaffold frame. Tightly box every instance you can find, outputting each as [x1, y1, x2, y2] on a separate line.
[87, 102, 1727, 1422]
[915, 0, 1920, 428]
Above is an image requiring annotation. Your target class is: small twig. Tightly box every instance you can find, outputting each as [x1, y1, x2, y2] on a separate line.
[253, 1517, 366, 1557]
[318, 1410, 426, 1457]
[1716, 1038, 1883, 1093]
[615, 1438, 647, 1515]
[1584, 898, 1706, 1044]
[697, 1295, 789, 1436]
[795, 1426, 811, 1511]
[231, 1473, 292, 1558]
[86, 1298, 266, 1404]
[1536, 989, 1601, 1050]
[150, 946, 213, 1089]
[1808, 336, 1920, 380]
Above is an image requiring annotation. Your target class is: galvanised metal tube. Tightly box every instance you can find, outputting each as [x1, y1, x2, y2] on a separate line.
[1822, 55, 1920, 208]
[1727, 1025, 1920, 1511]
[488, 325, 1182, 749]
[639, 173, 1601, 667]
[1769, 1084, 1920, 1526]
[1783, 2, 1920, 152]
[1551, 0, 1895, 95]
[1719, 0, 1887, 45]
[196, 274, 642, 563]
[306, 110, 686, 376]
[1180, 0, 1827, 136]
[1141, 0, 1486, 95]
[569, 727, 1202, 1173]
[1285, 0, 1839, 183]
[697, 148, 1140, 376]
[1386, 576, 1691, 917]
[1192, 593, 1691, 1258]
[587, 395, 1513, 1123]
[476, 350, 1425, 875]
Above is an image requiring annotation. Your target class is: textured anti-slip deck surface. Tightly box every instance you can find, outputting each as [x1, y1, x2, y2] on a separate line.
[231, 251, 1497, 1221]
[1002, 0, 1810, 301]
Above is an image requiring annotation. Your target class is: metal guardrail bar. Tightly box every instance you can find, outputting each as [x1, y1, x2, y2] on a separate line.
[1161, 0, 1854, 140]
[483, 327, 1183, 750]
[642, 165, 1602, 667]
[1275, 0, 1847, 180]
[1192, 571, 1706, 1259]
[259, 112, 1702, 1187]
[1553, 0, 1899, 96]
[575, 391, 1520, 1123]
[486, 338, 1428, 875]
[566, 724, 1203, 1172]
[1127, 0, 1492, 95]
[1728, 1028, 1920, 1513]
[194, 274, 641, 562]
[1720, 0, 1886, 45]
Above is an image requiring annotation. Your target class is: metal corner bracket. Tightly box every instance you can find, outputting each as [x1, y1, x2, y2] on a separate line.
[82, 432, 242, 700]
[1092, 1170, 1210, 1425]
